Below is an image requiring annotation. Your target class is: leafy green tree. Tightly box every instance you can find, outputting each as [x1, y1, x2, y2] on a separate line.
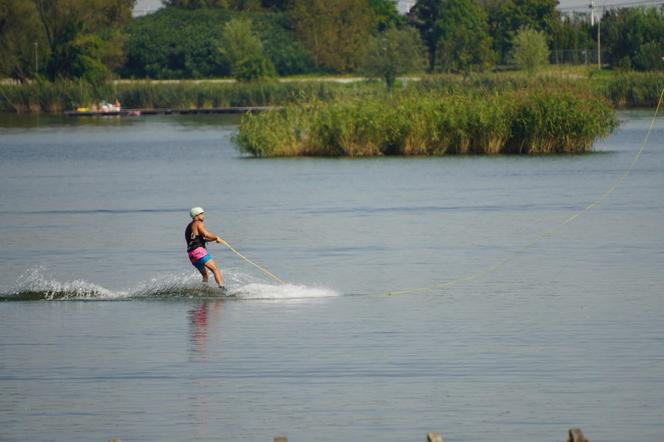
[408, 0, 445, 71]
[411, 0, 493, 73]
[289, 0, 375, 72]
[602, 7, 664, 71]
[254, 13, 315, 75]
[511, 27, 549, 73]
[0, 0, 47, 80]
[235, 53, 277, 81]
[220, 18, 263, 68]
[368, 0, 404, 31]
[32, 0, 135, 82]
[123, 8, 231, 78]
[439, 27, 494, 75]
[483, 0, 559, 64]
[220, 17, 276, 79]
[548, 13, 594, 65]
[124, 8, 310, 78]
[633, 41, 664, 71]
[362, 26, 426, 88]
[47, 21, 112, 83]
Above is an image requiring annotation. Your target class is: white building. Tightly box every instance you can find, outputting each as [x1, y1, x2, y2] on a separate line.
[134, 0, 418, 16]
[398, 0, 416, 14]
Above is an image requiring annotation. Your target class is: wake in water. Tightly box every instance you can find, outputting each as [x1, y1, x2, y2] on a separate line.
[1, 267, 338, 301]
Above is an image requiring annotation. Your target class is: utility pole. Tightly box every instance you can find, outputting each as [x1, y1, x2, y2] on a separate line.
[589, 1, 601, 69]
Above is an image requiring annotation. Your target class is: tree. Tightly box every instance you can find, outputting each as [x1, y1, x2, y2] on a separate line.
[0, 0, 47, 80]
[32, 0, 135, 82]
[234, 53, 277, 81]
[220, 17, 275, 80]
[408, 0, 446, 71]
[123, 8, 231, 78]
[253, 13, 315, 75]
[483, 0, 559, 64]
[511, 27, 549, 73]
[368, 0, 404, 31]
[123, 8, 313, 79]
[602, 7, 664, 71]
[362, 26, 426, 88]
[289, 0, 375, 72]
[1, 0, 133, 81]
[548, 13, 594, 65]
[410, 0, 493, 73]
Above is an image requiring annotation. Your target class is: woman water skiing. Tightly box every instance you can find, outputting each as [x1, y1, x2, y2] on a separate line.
[185, 207, 225, 289]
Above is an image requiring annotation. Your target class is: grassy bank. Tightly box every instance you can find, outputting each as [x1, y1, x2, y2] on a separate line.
[236, 88, 617, 156]
[1, 71, 663, 113]
[602, 72, 664, 107]
[0, 79, 382, 113]
[413, 71, 664, 108]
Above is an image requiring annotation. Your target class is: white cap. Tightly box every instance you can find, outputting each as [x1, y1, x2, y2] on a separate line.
[189, 207, 205, 219]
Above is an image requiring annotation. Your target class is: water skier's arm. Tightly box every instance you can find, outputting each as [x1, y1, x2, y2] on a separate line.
[198, 223, 223, 244]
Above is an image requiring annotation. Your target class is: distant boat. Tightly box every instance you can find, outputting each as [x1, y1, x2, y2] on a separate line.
[66, 110, 123, 117]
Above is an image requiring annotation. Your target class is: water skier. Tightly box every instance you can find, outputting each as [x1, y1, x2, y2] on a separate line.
[185, 207, 225, 289]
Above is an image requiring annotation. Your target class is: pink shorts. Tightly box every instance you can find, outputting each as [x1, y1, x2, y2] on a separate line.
[188, 247, 208, 263]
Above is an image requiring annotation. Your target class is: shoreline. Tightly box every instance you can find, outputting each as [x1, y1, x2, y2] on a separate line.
[63, 106, 274, 117]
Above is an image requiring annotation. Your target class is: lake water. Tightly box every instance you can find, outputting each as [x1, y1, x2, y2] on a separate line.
[1, 110, 663, 442]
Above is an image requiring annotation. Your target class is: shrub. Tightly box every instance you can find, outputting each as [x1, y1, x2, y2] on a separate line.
[510, 27, 550, 74]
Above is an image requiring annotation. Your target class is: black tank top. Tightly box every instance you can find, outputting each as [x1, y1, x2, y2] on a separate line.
[185, 222, 206, 252]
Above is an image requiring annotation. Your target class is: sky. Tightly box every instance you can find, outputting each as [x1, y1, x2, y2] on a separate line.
[133, 0, 662, 16]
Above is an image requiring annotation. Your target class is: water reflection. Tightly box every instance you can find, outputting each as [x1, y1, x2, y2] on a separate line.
[188, 299, 224, 361]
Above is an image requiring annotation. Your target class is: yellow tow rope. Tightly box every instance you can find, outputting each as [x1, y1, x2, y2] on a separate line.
[219, 238, 287, 285]
[381, 87, 664, 297]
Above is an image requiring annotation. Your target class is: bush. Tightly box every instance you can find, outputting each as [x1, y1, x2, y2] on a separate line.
[510, 27, 550, 74]
[234, 55, 277, 82]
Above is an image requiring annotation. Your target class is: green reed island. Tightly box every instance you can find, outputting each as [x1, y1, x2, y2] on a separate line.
[236, 85, 618, 157]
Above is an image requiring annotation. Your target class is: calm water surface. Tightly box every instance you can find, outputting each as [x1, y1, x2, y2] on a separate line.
[1, 111, 663, 442]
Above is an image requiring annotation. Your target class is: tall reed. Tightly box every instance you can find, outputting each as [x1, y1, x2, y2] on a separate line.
[0, 79, 100, 113]
[506, 89, 617, 153]
[0, 79, 383, 113]
[604, 72, 664, 107]
[3, 72, 662, 114]
[236, 88, 617, 157]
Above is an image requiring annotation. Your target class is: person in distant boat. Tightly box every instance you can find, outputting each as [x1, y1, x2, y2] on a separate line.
[185, 207, 225, 288]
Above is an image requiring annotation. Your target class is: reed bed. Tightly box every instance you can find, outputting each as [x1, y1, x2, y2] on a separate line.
[411, 72, 586, 95]
[2, 71, 661, 113]
[0, 79, 100, 113]
[412, 71, 664, 109]
[0, 79, 382, 113]
[603, 72, 664, 108]
[236, 88, 617, 156]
